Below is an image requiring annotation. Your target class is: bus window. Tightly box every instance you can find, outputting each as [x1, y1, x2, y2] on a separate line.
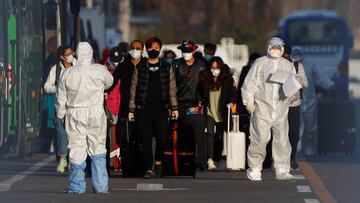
[289, 21, 342, 45]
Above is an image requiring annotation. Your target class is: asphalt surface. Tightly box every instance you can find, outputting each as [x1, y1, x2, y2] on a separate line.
[2, 101, 360, 203]
[0, 154, 319, 203]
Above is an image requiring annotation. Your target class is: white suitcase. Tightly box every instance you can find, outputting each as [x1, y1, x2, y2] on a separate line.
[226, 107, 246, 170]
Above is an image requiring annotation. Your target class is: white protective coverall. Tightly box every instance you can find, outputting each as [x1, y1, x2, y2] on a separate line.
[56, 42, 113, 164]
[56, 42, 113, 193]
[291, 47, 334, 156]
[241, 37, 296, 180]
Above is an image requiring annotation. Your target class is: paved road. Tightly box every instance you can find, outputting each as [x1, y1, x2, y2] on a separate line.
[0, 154, 321, 203]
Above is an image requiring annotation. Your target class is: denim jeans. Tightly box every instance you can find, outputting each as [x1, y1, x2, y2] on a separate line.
[55, 117, 68, 156]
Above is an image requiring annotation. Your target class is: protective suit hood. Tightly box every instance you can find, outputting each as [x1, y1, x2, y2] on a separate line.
[267, 37, 285, 59]
[76, 42, 93, 65]
[291, 46, 304, 62]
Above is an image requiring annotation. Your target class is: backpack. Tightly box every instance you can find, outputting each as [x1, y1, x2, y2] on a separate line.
[294, 61, 303, 99]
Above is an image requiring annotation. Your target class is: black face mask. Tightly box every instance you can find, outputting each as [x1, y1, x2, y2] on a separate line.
[147, 50, 160, 59]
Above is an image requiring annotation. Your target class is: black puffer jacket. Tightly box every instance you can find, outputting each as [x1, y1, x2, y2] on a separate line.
[129, 59, 178, 112]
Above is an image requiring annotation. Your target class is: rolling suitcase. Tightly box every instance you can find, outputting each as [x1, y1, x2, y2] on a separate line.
[226, 107, 246, 170]
[108, 125, 121, 171]
[162, 121, 196, 178]
[120, 119, 144, 177]
[318, 101, 356, 155]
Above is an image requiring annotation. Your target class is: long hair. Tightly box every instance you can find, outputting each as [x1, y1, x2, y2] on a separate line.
[200, 56, 230, 91]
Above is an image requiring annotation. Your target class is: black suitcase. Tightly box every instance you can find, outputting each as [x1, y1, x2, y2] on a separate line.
[119, 119, 144, 177]
[318, 102, 356, 155]
[162, 121, 196, 178]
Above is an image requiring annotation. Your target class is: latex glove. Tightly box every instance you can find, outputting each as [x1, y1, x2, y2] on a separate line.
[246, 100, 256, 114]
[171, 110, 179, 120]
[128, 112, 135, 121]
[112, 115, 118, 125]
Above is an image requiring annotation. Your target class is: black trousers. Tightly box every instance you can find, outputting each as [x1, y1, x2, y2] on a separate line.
[178, 114, 206, 167]
[207, 117, 225, 162]
[137, 109, 168, 171]
[288, 106, 301, 162]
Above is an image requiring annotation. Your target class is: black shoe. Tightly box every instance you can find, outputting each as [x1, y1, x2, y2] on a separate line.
[143, 170, 154, 179]
[291, 161, 299, 171]
[154, 164, 163, 178]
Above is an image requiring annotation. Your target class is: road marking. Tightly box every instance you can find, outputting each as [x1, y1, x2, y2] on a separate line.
[293, 174, 306, 180]
[299, 159, 337, 203]
[0, 155, 54, 194]
[113, 188, 189, 191]
[112, 184, 189, 191]
[297, 185, 312, 193]
[304, 199, 320, 203]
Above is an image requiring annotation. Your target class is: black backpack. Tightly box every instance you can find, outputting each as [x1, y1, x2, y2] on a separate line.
[294, 61, 303, 99]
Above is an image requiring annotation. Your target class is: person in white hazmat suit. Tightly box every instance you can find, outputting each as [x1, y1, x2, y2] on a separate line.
[291, 47, 335, 157]
[56, 42, 114, 193]
[241, 37, 296, 181]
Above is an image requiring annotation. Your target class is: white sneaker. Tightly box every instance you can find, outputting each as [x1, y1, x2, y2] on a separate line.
[247, 168, 262, 181]
[207, 159, 216, 170]
[57, 157, 67, 173]
[276, 173, 294, 180]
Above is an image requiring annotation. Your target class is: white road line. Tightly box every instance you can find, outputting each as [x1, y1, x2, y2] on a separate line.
[297, 185, 312, 193]
[111, 184, 189, 191]
[293, 175, 306, 180]
[304, 199, 320, 203]
[0, 155, 55, 194]
[112, 188, 189, 191]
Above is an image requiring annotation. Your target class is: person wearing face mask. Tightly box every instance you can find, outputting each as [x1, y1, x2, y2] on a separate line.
[44, 45, 76, 173]
[56, 42, 113, 193]
[199, 57, 236, 169]
[291, 47, 334, 157]
[106, 40, 147, 176]
[241, 37, 296, 181]
[104, 46, 124, 127]
[162, 49, 177, 65]
[204, 43, 217, 63]
[128, 36, 178, 179]
[282, 45, 308, 171]
[172, 40, 207, 170]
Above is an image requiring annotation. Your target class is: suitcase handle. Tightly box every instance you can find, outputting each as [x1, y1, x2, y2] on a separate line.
[227, 105, 240, 133]
[227, 105, 231, 133]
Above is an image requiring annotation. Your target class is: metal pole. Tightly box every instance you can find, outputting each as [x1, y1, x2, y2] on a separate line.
[3, 0, 9, 147]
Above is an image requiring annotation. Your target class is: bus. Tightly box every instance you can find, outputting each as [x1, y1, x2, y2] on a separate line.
[278, 9, 353, 100]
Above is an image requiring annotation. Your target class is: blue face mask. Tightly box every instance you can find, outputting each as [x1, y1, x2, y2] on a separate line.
[165, 58, 174, 64]
[204, 54, 213, 62]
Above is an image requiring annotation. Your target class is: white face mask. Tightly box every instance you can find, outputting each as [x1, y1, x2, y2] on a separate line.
[129, 49, 142, 60]
[113, 62, 119, 67]
[268, 48, 283, 58]
[211, 69, 221, 77]
[65, 55, 74, 64]
[182, 52, 193, 61]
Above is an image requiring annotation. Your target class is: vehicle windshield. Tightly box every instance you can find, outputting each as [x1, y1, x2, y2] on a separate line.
[289, 20, 343, 45]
